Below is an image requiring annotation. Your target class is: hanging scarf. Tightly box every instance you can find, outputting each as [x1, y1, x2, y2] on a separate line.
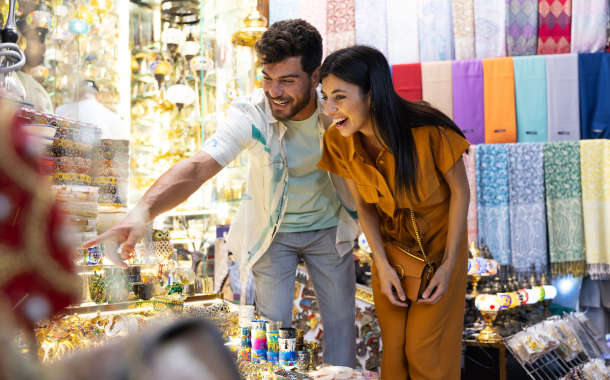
[507, 143, 547, 275]
[545, 54, 581, 141]
[476, 144, 511, 265]
[475, 0, 507, 58]
[513, 56, 548, 142]
[418, 0, 455, 61]
[544, 141, 585, 277]
[327, 0, 356, 54]
[387, 0, 419, 64]
[299, 0, 327, 55]
[571, 0, 609, 53]
[578, 52, 610, 139]
[464, 147, 478, 245]
[580, 139, 610, 279]
[452, 59, 485, 144]
[452, 0, 476, 59]
[355, 0, 388, 57]
[506, 0, 539, 56]
[482, 57, 517, 144]
[421, 61, 453, 119]
[269, 0, 298, 25]
[537, 0, 572, 54]
[392, 63, 423, 101]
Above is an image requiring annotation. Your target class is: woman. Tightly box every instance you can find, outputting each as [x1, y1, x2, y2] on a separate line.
[317, 46, 470, 379]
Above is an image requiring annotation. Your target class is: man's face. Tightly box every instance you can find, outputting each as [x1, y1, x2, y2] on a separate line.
[23, 28, 45, 67]
[262, 56, 319, 122]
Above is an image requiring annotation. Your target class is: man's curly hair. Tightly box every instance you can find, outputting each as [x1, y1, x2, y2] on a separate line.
[255, 19, 323, 76]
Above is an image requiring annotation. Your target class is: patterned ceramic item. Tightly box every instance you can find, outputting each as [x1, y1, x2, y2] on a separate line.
[98, 193, 126, 205]
[279, 327, 296, 339]
[93, 151, 129, 161]
[92, 159, 129, 170]
[99, 139, 130, 147]
[94, 145, 130, 154]
[86, 245, 104, 265]
[279, 338, 296, 352]
[53, 173, 91, 185]
[150, 229, 173, 262]
[273, 370, 313, 380]
[474, 294, 501, 311]
[92, 176, 126, 186]
[93, 167, 129, 177]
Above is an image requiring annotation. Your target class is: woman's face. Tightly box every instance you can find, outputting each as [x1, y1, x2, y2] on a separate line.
[321, 74, 371, 137]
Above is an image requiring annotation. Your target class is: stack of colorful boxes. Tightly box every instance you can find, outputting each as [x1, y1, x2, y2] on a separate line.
[266, 321, 281, 364]
[251, 320, 267, 363]
[279, 327, 297, 366]
[93, 139, 130, 207]
[239, 327, 251, 361]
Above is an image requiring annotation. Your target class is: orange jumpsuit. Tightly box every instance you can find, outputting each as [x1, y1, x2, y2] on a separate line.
[318, 125, 470, 380]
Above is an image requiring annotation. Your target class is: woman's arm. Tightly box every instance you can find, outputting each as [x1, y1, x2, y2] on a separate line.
[345, 178, 409, 307]
[418, 157, 470, 304]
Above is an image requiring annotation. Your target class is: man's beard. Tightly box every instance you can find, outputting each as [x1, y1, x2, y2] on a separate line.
[266, 89, 312, 122]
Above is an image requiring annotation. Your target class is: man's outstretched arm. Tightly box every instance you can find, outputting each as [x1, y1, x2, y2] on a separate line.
[82, 151, 223, 267]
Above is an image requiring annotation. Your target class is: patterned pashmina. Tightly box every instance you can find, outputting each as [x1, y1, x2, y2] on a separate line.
[578, 52, 610, 139]
[452, 59, 485, 144]
[538, 0, 572, 54]
[546, 54, 581, 141]
[327, 0, 356, 54]
[482, 57, 518, 144]
[355, 0, 388, 57]
[421, 61, 453, 119]
[476, 144, 511, 265]
[453, 0, 476, 59]
[418, 0, 455, 61]
[475, 0, 507, 58]
[513, 56, 548, 142]
[299, 0, 327, 56]
[269, 0, 298, 24]
[571, 0, 609, 53]
[544, 141, 585, 277]
[580, 139, 610, 279]
[392, 63, 423, 101]
[464, 147, 478, 245]
[386, 0, 419, 64]
[507, 143, 547, 275]
[506, 0, 539, 56]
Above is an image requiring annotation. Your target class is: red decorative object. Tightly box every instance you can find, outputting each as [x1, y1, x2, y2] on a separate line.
[0, 102, 79, 327]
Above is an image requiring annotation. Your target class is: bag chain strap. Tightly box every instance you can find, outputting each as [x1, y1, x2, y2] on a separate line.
[409, 203, 434, 279]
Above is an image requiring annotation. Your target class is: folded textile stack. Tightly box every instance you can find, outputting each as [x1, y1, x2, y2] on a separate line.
[52, 185, 104, 265]
[22, 108, 102, 186]
[93, 139, 130, 208]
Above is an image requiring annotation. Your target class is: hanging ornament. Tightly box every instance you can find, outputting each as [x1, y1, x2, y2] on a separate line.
[26, 0, 56, 30]
[225, 77, 239, 101]
[161, 26, 186, 54]
[181, 32, 200, 61]
[68, 18, 89, 35]
[56, 3, 67, 17]
[231, 3, 267, 47]
[149, 54, 172, 89]
[166, 77, 196, 114]
[189, 55, 213, 74]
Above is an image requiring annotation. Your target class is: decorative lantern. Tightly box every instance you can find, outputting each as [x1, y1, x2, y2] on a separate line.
[498, 293, 512, 310]
[161, 26, 185, 55]
[91, 0, 113, 20]
[525, 288, 542, 305]
[475, 257, 487, 275]
[475, 294, 502, 343]
[485, 259, 499, 276]
[26, 1, 56, 30]
[507, 292, 521, 308]
[542, 285, 557, 300]
[166, 78, 196, 114]
[182, 32, 200, 61]
[517, 289, 529, 305]
[56, 3, 68, 17]
[149, 55, 172, 89]
[68, 18, 90, 35]
[189, 56, 213, 74]
[467, 258, 479, 275]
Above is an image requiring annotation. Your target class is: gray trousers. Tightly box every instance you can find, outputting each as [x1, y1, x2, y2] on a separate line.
[252, 226, 357, 367]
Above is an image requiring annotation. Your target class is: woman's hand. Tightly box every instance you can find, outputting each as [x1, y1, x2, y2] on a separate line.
[417, 260, 455, 304]
[377, 263, 410, 308]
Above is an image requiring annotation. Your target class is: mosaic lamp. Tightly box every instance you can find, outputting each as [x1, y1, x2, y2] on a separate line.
[475, 294, 502, 343]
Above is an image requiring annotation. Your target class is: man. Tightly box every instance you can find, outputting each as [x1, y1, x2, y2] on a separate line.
[84, 19, 358, 366]
[16, 20, 53, 113]
[55, 80, 129, 140]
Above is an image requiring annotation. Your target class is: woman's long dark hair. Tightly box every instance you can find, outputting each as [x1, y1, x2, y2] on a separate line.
[320, 45, 465, 204]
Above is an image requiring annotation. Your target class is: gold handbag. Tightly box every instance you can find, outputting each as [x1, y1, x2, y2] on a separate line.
[384, 203, 436, 302]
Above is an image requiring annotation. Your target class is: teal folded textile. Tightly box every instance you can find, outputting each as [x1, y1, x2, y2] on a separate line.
[544, 141, 586, 277]
[513, 56, 548, 142]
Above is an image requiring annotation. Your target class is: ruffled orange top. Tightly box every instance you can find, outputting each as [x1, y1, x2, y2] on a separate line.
[317, 125, 471, 266]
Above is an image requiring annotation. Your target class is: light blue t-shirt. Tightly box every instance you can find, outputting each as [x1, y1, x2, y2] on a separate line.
[278, 109, 341, 233]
